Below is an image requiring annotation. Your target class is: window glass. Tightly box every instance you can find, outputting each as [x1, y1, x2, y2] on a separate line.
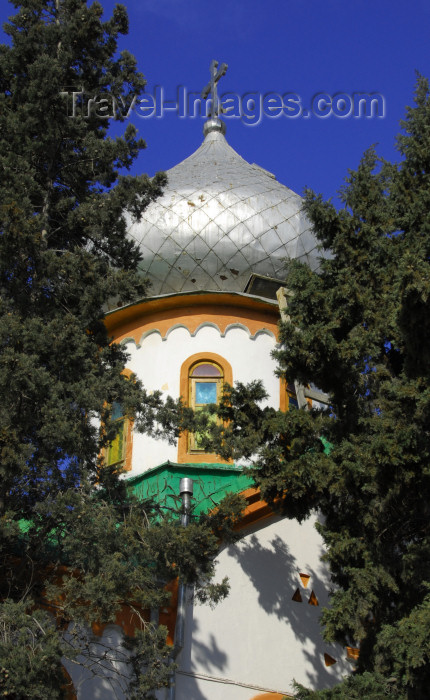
[106, 402, 127, 467]
[195, 382, 218, 404]
[191, 364, 222, 377]
[189, 362, 223, 452]
[111, 401, 123, 421]
[286, 383, 299, 410]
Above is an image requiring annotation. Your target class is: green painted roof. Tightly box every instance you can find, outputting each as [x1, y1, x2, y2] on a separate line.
[126, 461, 253, 515]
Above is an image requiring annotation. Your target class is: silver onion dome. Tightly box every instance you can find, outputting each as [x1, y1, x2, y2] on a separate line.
[128, 118, 319, 295]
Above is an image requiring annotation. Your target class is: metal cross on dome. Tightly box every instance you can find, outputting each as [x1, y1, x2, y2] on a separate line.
[201, 59, 228, 118]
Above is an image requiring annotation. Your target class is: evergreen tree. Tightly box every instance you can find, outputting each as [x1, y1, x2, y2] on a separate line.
[208, 77, 430, 698]
[0, 2, 242, 697]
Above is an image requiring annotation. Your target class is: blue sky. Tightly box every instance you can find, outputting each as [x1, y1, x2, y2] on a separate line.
[3, 0, 430, 204]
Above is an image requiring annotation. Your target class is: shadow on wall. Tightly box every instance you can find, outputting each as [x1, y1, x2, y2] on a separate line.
[231, 532, 321, 635]
[174, 596, 235, 700]
[174, 518, 349, 698]
[191, 629, 229, 674]
[228, 527, 346, 689]
[64, 625, 130, 700]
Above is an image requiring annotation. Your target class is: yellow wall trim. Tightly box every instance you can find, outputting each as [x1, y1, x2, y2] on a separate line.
[104, 293, 279, 346]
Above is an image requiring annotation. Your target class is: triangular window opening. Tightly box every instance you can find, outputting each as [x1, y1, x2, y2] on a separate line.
[292, 588, 303, 603]
[324, 653, 337, 666]
[308, 590, 319, 606]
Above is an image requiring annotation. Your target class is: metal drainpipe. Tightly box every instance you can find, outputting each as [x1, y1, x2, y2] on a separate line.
[167, 477, 193, 700]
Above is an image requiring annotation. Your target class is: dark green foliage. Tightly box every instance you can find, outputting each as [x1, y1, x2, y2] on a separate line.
[207, 77, 430, 698]
[0, 600, 68, 699]
[0, 1, 240, 697]
[292, 671, 405, 700]
[125, 624, 176, 700]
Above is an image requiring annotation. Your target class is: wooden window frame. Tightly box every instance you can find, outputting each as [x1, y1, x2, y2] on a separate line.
[280, 377, 312, 412]
[103, 368, 134, 472]
[178, 352, 233, 464]
[188, 362, 224, 453]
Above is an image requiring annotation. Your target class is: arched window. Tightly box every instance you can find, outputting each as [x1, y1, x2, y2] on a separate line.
[178, 352, 233, 464]
[188, 361, 223, 452]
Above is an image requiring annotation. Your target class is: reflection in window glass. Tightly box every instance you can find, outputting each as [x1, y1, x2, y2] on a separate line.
[192, 364, 222, 377]
[195, 382, 218, 404]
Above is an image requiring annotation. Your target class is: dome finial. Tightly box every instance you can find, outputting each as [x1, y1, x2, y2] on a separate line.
[201, 59, 228, 135]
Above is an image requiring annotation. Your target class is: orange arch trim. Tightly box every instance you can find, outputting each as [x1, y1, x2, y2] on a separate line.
[104, 293, 279, 346]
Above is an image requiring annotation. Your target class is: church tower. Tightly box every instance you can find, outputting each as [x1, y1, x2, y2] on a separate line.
[98, 63, 351, 699]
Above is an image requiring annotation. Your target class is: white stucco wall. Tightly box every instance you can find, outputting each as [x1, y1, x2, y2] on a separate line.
[64, 625, 130, 700]
[65, 514, 351, 700]
[123, 324, 279, 476]
[173, 515, 350, 700]
[90, 299, 352, 700]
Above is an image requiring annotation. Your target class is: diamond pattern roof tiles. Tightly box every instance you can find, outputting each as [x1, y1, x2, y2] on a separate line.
[130, 125, 320, 294]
